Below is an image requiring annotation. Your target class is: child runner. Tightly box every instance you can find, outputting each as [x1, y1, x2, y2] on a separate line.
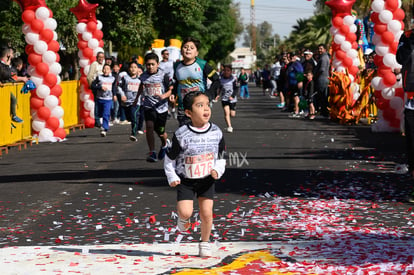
[139, 52, 174, 162]
[118, 60, 143, 141]
[164, 91, 226, 257]
[172, 37, 220, 126]
[91, 64, 117, 137]
[219, 64, 238, 133]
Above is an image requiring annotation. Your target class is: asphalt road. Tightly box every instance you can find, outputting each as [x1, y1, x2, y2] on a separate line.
[0, 84, 413, 274]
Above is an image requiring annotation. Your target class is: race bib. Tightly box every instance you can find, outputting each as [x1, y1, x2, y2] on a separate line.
[184, 152, 214, 179]
[102, 83, 112, 91]
[127, 83, 139, 92]
[144, 83, 162, 96]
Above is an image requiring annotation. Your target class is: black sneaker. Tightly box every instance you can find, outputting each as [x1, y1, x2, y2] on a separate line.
[12, 115, 23, 123]
[146, 151, 157, 162]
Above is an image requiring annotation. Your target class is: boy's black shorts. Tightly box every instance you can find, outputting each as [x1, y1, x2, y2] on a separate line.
[176, 176, 215, 201]
[221, 101, 236, 111]
[144, 109, 168, 134]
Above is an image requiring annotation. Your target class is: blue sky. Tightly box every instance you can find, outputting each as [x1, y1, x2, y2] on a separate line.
[235, 0, 316, 44]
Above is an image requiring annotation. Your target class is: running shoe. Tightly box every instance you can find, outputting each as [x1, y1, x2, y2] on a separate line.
[226, 126, 233, 133]
[12, 115, 23, 123]
[158, 139, 170, 160]
[138, 130, 144, 135]
[129, 135, 137, 142]
[100, 130, 107, 137]
[146, 151, 158, 162]
[199, 242, 212, 257]
[276, 102, 285, 108]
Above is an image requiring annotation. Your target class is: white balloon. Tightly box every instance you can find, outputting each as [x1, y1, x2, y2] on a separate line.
[30, 75, 43, 87]
[343, 15, 355, 26]
[36, 84, 51, 99]
[44, 18, 57, 31]
[44, 95, 59, 109]
[78, 51, 85, 59]
[42, 51, 57, 65]
[349, 24, 357, 33]
[88, 38, 99, 49]
[334, 34, 345, 45]
[80, 92, 90, 101]
[79, 58, 90, 68]
[388, 20, 402, 33]
[371, 0, 385, 13]
[381, 87, 395, 99]
[51, 106, 64, 119]
[22, 24, 32, 35]
[57, 75, 61, 85]
[93, 47, 104, 55]
[349, 74, 355, 83]
[383, 53, 397, 68]
[39, 128, 54, 141]
[379, 10, 393, 24]
[395, 30, 403, 41]
[347, 49, 358, 59]
[371, 76, 384, 90]
[27, 65, 36, 76]
[84, 100, 94, 111]
[49, 63, 62, 75]
[97, 20, 103, 30]
[82, 31, 92, 41]
[332, 59, 342, 68]
[25, 32, 39, 45]
[336, 66, 346, 73]
[83, 65, 90, 75]
[352, 57, 360, 67]
[58, 118, 64, 128]
[340, 41, 352, 52]
[390, 96, 404, 110]
[330, 26, 338, 35]
[76, 22, 87, 34]
[32, 119, 46, 132]
[35, 7, 50, 21]
[34, 40, 48, 55]
[53, 31, 58, 41]
[375, 43, 389, 56]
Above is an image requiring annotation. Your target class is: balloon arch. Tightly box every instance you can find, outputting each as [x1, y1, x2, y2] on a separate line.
[326, 0, 406, 132]
[11, 0, 409, 139]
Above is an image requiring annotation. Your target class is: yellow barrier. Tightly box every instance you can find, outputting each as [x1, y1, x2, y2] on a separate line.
[0, 81, 80, 147]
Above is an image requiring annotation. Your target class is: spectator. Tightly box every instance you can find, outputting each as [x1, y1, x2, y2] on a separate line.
[287, 52, 304, 118]
[261, 64, 271, 96]
[87, 51, 105, 127]
[237, 68, 249, 99]
[315, 44, 330, 117]
[270, 56, 282, 98]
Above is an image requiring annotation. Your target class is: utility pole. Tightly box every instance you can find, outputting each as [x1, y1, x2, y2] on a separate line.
[250, 0, 256, 55]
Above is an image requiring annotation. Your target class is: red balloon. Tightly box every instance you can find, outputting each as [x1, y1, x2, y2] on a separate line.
[50, 85, 62, 97]
[39, 29, 54, 43]
[385, 0, 399, 11]
[69, 0, 99, 23]
[81, 110, 90, 119]
[374, 55, 383, 67]
[30, 18, 44, 33]
[374, 23, 387, 34]
[46, 117, 59, 131]
[44, 73, 57, 87]
[377, 67, 390, 77]
[22, 9, 35, 24]
[326, 0, 355, 17]
[383, 107, 396, 121]
[36, 62, 49, 76]
[389, 42, 398, 53]
[389, 119, 400, 128]
[395, 88, 404, 98]
[77, 40, 88, 49]
[37, 106, 51, 120]
[346, 32, 357, 43]
[382, 71, 397, 86]
[77, 33, 83, 41]
[90, 56, 96, 63]
[30, 96, 44, 109]
[371, 13, 380, 24]
[349, 66, 359, 76]
[336, 50, 346, 60]
[28, 53, 42, 66]
[343, 57, 353, 68]
[25, 44, 34, 54]
[48, 40, 60, 52]
[374, 90, 382, 98]
[83, 48, 93, 59]
[84, 117, 95, 128]
[376, 97, 390, 110]
[340, 24, 350, 35]
[80, 76, 88, 87]
[381, 31, 395, 45]
[55, 53, 60, 62]
[393, 8, 405, 21]
[54, 128, 66, 139]
[93, 30, 103, 40]
[87, 21, 97, 32]
[98, 40, 104, 48]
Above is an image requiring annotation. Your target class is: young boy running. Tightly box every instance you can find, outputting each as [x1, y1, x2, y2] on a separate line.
[138, 52, 174, 162]
[172, 37, 220, 126]
[164, 91, 226, 257]
[219, 64, 238, 133]
[118, 61, 143, 141]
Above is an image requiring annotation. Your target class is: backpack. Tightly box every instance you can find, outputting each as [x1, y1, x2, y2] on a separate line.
[397, 30, 414, 93]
